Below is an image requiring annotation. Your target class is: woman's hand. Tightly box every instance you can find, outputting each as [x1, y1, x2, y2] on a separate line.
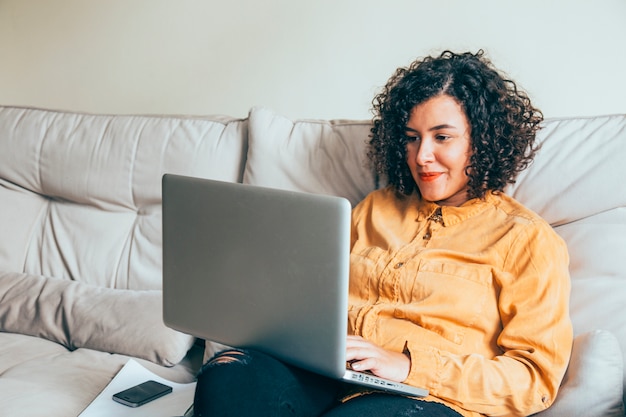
[345, 335, 411, 382]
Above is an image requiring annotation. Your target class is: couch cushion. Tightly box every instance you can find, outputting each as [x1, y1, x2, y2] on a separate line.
[0, 332, 201, 416]
[535, 330, 624, 417]
[507, 114, 626, 226]
[553, 209, 626, 404]
[0, 105, 248, 289]
[0, 272, 194, 366]
[243, 106, 378, 206]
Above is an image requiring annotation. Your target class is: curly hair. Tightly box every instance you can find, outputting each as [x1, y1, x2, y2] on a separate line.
[369, 50, 543, 199]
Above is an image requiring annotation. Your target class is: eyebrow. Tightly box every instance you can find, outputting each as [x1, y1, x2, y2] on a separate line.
[405, 124, 459, 132]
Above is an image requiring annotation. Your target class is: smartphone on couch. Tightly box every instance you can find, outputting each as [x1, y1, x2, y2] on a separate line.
[112, 380, 173, 407]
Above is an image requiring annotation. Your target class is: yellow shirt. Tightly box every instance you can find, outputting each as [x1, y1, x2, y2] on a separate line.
[349, 187, 573, 417]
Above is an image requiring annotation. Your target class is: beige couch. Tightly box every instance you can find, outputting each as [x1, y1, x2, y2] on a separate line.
[0, 105, 624, 416]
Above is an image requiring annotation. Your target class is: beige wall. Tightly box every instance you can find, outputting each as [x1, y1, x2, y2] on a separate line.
[1, 0, 625, 120]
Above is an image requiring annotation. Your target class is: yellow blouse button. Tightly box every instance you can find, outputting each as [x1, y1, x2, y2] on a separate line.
[394, 262, 404, 269]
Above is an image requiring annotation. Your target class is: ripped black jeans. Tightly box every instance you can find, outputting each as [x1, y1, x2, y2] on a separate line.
[193, 349, 462, 417]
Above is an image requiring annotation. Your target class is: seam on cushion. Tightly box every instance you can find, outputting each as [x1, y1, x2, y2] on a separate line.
[22, 197, 51, 275]
[156, 121, 171, 196]
[0, 345, 70, 377]
[113, 117, 149, 288]
[111, 210, 141, 289]
[48, 202, 78, 281]
[155, 117, 184, 184]
[551, 206, 626, 228]
[542, 113, 626, 124]
[124, 214, 141, 289]
[295, 118, 371, 127]
[111, 224, 131, 289]
[194, 118, 215, 161]
[285, 121, 298, 146]
[3, 109, 30, 185]
[121, 212, 140, 289]
[237, 120, 250, 183]
[91, 116, 114, 207]
[127, 118, 145, 211]
[37, 111, 56, 195]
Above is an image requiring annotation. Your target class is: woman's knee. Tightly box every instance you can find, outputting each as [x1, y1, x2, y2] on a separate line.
[194, 349, 258, 416]
[194, 348, 338, 417]
[199, 348, 252, 374]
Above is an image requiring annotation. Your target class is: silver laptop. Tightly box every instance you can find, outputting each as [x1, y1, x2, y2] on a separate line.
[162, 174, 428, 397]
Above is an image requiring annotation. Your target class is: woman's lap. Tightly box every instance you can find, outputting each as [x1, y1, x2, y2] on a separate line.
[194, 348, 339, 417]
[193, 349, 460, 417]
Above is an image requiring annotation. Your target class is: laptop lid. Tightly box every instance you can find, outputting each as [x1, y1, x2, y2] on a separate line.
[162, 174, 351, 379]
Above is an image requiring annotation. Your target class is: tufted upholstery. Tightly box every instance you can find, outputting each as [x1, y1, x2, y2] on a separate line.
[0, 106, 248, 414]
[0, 106, 248, 289]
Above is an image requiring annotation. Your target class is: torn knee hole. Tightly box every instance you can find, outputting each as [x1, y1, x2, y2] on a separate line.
[206, 349, 250, 367]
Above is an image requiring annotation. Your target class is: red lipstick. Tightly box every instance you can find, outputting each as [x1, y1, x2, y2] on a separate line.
[418, 173, 442, 182]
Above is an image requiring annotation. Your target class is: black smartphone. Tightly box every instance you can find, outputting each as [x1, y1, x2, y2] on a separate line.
[112, 380, 173, 407]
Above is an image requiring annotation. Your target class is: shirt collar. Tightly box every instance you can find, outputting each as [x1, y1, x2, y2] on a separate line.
[415, 191, 497, 226]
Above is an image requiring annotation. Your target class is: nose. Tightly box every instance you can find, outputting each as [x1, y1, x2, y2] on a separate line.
[414, 138, 435, 166]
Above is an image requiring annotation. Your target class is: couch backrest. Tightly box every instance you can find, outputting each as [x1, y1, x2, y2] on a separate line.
[243, 106, 378, 206]
[507, 115, 626, 226]
[0, 106, 248, 289]
[243, 107, 626, 409]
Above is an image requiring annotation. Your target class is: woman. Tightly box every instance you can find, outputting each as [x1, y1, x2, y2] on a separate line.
[193, 50, 573, 417]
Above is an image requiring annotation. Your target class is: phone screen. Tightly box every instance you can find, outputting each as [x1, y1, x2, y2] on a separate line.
[112, 380, 173, 407]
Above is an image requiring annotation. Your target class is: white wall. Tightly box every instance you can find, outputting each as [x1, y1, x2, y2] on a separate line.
[1, 0, 624, 120]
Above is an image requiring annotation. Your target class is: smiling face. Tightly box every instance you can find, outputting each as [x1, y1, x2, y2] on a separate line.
[405, 94, 473, 207]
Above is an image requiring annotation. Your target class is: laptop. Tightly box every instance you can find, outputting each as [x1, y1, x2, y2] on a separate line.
[161, 174, 428, 397]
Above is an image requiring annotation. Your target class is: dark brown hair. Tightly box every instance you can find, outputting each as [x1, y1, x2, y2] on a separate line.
[369, 50, 543, 198]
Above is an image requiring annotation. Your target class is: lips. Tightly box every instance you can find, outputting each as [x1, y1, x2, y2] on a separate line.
[418, 172, 442, 182]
